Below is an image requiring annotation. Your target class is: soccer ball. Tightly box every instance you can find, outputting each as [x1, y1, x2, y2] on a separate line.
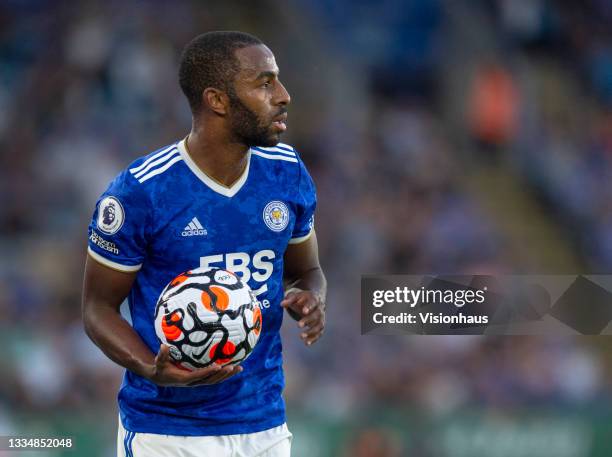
[154, 267, 262, 370]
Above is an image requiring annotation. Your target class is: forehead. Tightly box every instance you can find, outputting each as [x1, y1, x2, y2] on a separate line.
[234, 45, 278, 79]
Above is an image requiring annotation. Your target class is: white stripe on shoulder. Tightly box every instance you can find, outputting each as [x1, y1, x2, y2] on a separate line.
[276, 143, 296, 151]
[254, 146, 296, 157]
[251, 151, 298, 163]
[87, 247, 142, 272]
[133, 148, 179, 179]
[129, 144, 177, 174]
[138, 155, 183, 183]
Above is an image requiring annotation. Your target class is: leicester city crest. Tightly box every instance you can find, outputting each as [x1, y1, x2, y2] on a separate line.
[263, 201, 289, 232]
[97, 196, 125, 235]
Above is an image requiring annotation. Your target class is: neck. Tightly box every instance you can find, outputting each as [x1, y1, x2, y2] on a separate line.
[185, 123, 250, 188]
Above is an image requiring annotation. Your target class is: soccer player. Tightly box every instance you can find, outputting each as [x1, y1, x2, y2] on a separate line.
[82, 31, 326, 457]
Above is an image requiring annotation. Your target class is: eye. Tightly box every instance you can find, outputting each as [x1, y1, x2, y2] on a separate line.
[261, 81, 271, 88]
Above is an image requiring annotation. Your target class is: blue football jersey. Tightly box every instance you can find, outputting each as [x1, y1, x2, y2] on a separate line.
[87, 138, 316, 436]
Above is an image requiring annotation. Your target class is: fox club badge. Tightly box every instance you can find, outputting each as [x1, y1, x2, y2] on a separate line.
[263, 200, 289, 232]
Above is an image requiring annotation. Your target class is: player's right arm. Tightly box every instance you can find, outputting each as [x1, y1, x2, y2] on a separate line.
[82, 256, 242, 386]
[83, 169, 240, 386]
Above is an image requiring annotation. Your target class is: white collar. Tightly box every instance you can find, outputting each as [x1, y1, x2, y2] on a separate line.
[178, 138, 251, 198]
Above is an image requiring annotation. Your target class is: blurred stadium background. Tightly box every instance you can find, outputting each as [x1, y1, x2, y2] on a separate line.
[1, 0, 612, 456]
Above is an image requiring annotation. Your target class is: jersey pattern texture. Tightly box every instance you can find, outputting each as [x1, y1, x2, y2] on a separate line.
[87, 138, 316, 436]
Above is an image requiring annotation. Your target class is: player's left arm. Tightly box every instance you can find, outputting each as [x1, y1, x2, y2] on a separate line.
[282, 230, 327, 346]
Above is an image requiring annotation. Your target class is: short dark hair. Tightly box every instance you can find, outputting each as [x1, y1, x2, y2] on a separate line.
[179, 31, 263, 114]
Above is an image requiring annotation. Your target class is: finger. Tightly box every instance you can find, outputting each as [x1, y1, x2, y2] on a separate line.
[305, 332, 323, 346]
[184, 364, 222, 383]
[216, 365, 243, 383]
[155, 344, 170, 367]
[303, 326, 324, 345]
[285, 305, 303, 321]
[189, 365, 242, 385]
[300, 297, 321, 315]
[284, 295, 312, 315]
[280, 293, 301, 307]
[161, 365, 198, 385]
[301, 323, 323, 340]
[202, 365, 239, 384]
[298, 310, 321, 328]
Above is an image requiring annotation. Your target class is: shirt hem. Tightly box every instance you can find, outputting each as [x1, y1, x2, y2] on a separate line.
[87, 247, 142, 272]
[121, 415, 286, 437]
[288, 228, 314, 244]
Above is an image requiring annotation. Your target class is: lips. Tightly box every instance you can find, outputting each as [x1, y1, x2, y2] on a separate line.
[271, 112, 288, 132]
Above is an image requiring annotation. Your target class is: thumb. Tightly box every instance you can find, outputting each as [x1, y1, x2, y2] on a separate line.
[281, 294, 298, 307]
[281, 288, 303, 307]
[156, 344, 169, 367]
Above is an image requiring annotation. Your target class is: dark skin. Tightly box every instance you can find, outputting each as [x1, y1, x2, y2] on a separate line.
[186, 45, 291, 186]
[82, 44, 326, 387]
[282, 231, 326, 346]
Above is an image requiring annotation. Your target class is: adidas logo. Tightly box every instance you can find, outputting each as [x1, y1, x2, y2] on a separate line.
[181, 217, 207, 237]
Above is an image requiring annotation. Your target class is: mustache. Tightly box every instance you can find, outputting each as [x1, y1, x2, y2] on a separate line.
[273, 108, 288, 118]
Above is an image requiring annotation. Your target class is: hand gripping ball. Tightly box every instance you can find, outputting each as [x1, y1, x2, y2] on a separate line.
[154, 267, 262, 370]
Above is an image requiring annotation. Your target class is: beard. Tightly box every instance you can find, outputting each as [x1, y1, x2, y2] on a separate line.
[227, 91, 282, 147]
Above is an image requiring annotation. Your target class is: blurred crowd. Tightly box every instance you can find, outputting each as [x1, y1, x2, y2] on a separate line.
[0, 1, 611, 455]
[496, 0, 612, 270]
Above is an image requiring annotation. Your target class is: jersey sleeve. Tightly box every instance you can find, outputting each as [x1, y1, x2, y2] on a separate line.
[87, 170, 150, 272]
[290, 157, 317, 244]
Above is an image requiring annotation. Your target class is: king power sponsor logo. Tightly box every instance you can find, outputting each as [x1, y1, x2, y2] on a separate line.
[182, 217, 207, 237]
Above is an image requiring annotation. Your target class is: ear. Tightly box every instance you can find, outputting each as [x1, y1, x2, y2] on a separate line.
[203, 88, 229, 115]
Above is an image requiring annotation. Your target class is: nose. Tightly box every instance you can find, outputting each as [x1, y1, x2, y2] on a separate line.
[275, 80, 291, 106]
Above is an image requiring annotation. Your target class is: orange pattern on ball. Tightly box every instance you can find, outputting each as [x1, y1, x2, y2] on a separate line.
[201, 291, 213, 311]
[253, 307, 262, 336]
[209, 341, 236, 365]
[210, 286, 229, 311]
[170, 272, 190, 287]
[161, 312, 182, 341]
